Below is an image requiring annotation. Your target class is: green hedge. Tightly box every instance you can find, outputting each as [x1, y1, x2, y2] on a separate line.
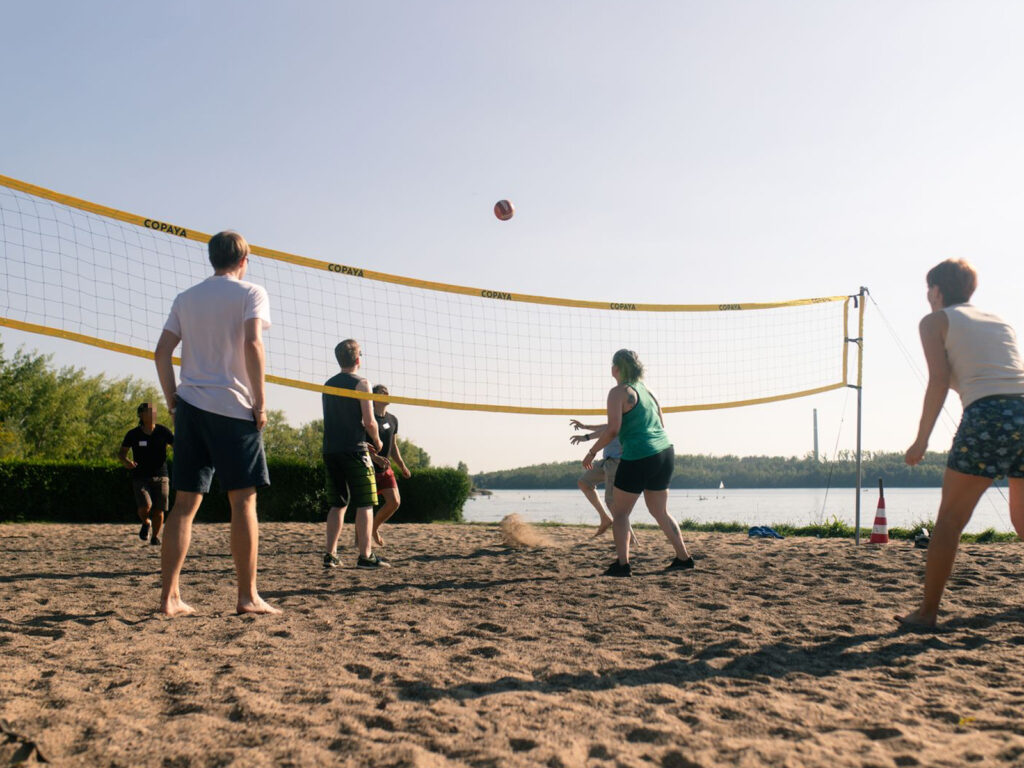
[0, 460, 470, 524]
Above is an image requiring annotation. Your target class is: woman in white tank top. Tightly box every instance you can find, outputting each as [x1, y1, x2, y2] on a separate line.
[899, 259, 1024, 629]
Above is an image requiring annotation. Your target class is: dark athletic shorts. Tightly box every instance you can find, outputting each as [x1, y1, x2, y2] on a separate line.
[172, 398, 270, 494]
[614, 446, 675, 494]
[132, 476, 170, 511]
[947, 395, 1024, 479]
[375, 466, 398, 491]
[324, 452, 379, 509]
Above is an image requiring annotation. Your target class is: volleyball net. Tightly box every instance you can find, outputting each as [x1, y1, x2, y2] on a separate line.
[0, 174, 858, 415]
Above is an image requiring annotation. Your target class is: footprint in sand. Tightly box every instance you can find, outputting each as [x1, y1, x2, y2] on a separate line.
[469, 646, 501, 659]
[344, 663, 373, 680]
[859, 726, 904, 740]
[474, 622, 507, 634]
[625, 727, 672, 744]
[363, 715, 395, 732]
[508, 738, 537, 752]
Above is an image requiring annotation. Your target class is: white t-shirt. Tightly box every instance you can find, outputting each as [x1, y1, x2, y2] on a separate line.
[943, 303, 1024, 408]
[163, 275, 271, 420]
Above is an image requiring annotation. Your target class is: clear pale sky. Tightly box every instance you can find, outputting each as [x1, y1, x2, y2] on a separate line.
[2, 2, 1023, 473]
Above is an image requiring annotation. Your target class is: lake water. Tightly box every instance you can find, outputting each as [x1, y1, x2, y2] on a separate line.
[463, 487, 1018, 534]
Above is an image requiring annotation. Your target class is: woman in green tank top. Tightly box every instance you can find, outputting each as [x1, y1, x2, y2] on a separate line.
[583, 349, 694, 577]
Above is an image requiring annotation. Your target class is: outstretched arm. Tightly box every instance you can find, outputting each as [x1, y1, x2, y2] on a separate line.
[571, 425, 607, 445]
[583, 391, 624, 469]
[570, 419, 606, 431]
[906, 312, 951, 466]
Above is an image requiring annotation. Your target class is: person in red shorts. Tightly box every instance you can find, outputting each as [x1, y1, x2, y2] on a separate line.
[370, 384, 411, 547]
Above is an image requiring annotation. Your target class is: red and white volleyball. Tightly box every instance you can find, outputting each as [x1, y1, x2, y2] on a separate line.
[494, 199, 515, 221]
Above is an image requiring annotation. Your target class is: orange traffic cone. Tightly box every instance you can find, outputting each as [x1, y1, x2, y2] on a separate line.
[869, 479, 888, 544]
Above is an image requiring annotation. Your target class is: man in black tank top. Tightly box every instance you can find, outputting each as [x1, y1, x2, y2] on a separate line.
[321, 339, 386, 569]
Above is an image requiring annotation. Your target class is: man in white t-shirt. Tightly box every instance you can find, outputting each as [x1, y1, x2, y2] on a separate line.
[154, 230, 280, 617]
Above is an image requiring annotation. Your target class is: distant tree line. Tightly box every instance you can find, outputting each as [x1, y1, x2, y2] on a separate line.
[472, 450, 950, 489]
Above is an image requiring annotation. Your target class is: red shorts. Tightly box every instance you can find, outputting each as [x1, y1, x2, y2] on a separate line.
[375, 466, 398, 491]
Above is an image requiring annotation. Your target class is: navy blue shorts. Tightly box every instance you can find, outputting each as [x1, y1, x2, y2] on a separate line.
[613, 446, 675, 494]
[172, 398, 270, 493]
[947, 395, 1024, 480]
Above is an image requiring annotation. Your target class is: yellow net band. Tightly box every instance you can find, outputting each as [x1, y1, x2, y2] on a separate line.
[0, 174, 845, 313]
[0, 315, 847, 415]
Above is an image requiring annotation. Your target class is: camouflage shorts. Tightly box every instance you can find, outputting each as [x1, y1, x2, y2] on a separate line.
[947, 395, 1024, 479]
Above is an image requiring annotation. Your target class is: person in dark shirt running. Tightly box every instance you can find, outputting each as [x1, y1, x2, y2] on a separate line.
[322, 339, 385, 569]
[119, 402, 174, 546]
[369, 384, 412, 547]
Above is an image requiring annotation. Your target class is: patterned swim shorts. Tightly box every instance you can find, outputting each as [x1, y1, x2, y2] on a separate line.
[947, 395, 1024, 479]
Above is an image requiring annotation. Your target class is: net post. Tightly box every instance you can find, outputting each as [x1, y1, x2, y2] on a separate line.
[853, 287, 868, 545]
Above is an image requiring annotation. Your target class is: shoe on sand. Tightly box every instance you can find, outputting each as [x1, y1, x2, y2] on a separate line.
[665, 557, 695, 571]
[139, 521, 151, 541]
[357, 553, 391, 569]
[323, 552, 340, 569]
[150, 535, 161, 546]
[604, 561, 631, 577]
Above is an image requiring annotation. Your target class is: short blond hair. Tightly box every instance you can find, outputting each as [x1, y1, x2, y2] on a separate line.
[335, 339, 360, 368]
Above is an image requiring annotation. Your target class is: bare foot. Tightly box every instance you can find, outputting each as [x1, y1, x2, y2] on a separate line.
[160, 597, 196, 617]
[895, 609, 936, 630]
[373, 529, 384, 547]
[236, 596, 282, 616]
[594, 519, 612, 537]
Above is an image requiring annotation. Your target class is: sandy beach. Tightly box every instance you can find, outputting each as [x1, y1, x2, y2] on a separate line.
[2, 521, 1024, 767]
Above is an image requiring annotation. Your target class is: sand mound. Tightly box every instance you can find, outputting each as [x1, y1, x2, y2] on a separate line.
[499, 513, 552, 548]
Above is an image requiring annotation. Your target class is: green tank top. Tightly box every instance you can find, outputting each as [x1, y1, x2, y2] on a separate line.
[617, 381, 672, 460]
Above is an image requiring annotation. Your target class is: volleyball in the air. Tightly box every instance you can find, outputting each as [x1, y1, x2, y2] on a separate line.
[494, 199, 515, 221]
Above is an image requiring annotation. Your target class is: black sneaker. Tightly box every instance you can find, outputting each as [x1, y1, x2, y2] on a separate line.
[604, 561, 631, 577]
[323, 552, 340, 569]
[665, 557, 695, 571]
[139, 521, 151, 541]
[357, 553, 391, 569]
[150, 535, 161, 546]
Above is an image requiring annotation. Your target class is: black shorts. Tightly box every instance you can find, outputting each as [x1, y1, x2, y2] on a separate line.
[172, 398, 270, 494]
[324, 452, 378, 509]
[613, 446, 675, 494]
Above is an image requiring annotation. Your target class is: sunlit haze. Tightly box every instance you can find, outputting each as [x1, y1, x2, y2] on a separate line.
[3, 2, 1023, 472]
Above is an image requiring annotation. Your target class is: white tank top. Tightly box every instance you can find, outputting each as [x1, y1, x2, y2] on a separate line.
[942, 304, 1024, 408]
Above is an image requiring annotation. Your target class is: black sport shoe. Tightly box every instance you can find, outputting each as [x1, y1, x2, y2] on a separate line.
[357, 553, 391, 569]
[604, 560, 631, 577]
[150, 535, 161, 546]
[323, 552, 340, 569]
[665, 557, 695, 571]
[139, 521, 151, 541]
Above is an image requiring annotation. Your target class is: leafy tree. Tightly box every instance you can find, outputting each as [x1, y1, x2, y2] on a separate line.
[0, 341, 161, 461]
[397, 438, 430, 471]
[262, 412, 323, 464]
[1, 338, 462, 472]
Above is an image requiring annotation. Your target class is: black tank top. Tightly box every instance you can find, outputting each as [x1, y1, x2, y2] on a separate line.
[322, 372, 369, 454]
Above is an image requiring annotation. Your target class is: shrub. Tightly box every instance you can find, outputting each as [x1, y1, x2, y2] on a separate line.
[0, 461, 470, 524]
